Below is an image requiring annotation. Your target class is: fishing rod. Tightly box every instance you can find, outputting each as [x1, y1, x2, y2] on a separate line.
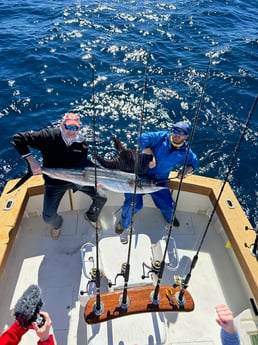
[120, 52, 150, 308]
[90, 54, 103, 315]
[177, 95, 258, 303]
[152, 59, 212, 304]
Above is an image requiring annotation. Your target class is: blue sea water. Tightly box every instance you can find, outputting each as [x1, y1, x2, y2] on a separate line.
[0, 0, 257, 226]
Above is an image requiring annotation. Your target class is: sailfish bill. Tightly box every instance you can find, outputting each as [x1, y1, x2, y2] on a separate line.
[41, 167, 166, 194]
[84, 285, 194, 324]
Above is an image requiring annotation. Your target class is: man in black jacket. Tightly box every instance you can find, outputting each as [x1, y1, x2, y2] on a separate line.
[12, 113, 107, 239]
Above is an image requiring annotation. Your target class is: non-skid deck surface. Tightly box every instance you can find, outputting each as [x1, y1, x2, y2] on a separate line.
[0, 203, 251, 345]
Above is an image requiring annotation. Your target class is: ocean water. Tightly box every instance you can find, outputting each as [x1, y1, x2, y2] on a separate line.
[0, 0, 257, 226]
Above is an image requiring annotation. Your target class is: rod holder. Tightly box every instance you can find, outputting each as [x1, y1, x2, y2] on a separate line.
[93, 301, 104, 316]
[119, 295, 130, 309]
[150, 290, 160, 305]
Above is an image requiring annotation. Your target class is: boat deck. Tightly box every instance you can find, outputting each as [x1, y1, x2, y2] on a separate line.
[0, 190, 254, 345]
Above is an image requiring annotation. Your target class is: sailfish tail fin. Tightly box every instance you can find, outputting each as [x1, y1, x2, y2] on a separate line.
[112, 135, 125, 153]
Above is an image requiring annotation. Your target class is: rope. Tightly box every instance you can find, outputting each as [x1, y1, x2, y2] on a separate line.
[152, 59, 212, 303]
[178, 95, 258, 301]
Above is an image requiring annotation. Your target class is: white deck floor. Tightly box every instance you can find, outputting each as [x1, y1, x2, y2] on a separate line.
[0, 193, 252, 345]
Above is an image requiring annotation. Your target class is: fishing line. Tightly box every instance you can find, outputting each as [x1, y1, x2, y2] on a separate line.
[120, 52, 151, 307]
[152, 59, 212, 303]
[178, 95, 258, 302]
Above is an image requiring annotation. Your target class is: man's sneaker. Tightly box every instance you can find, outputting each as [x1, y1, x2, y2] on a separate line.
[173, 217, 180, 227]
[115, 221, 126, 235]
[50, 216, 63, 240]
[50, 228, 61, 240]
[165, 217, 180, 231]
[84, 213, 102, 229]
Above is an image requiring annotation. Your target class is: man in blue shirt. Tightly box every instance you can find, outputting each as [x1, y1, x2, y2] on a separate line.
[116, 121, 198, 234]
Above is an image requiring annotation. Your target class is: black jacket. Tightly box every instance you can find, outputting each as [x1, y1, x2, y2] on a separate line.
[13, 127, 94, 185]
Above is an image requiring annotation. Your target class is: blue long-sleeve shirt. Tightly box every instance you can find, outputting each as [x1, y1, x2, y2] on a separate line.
[221, 329, 240, 345]
[139, 131, 198, 180]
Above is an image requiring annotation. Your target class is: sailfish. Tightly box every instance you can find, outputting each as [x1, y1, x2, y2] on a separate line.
[7, 136, 165, 194]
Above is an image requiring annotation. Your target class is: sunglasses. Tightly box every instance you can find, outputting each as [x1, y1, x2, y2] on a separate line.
[172, 128, 187, 136]
[64, 123, 79, 131]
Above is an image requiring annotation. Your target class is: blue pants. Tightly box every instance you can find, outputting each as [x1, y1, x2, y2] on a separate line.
[121, 188, 175, 228]
[43, 182, 107, 229]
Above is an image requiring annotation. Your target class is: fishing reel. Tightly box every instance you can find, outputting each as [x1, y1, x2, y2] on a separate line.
[89, 267, 102, 281]
[108, 262, 128, 288]
[244, 223, 258, 258]
[80, 268, 103, 296]
[173, 275, 188, 288]
[141, 260, 161, 279]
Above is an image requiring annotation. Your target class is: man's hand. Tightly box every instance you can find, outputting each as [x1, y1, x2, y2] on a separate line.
[143, 148, 156, 169]
[215, 304, 237, 334]
[148, 157, 156, 169]
[32, 311, 52, 342]
[177, 166, 193, 179]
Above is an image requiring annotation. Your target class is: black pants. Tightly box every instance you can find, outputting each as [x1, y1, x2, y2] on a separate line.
[43, 182, 107, 228]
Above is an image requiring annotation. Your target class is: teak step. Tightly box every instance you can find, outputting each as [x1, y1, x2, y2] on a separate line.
[84, 285, 194, 324]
